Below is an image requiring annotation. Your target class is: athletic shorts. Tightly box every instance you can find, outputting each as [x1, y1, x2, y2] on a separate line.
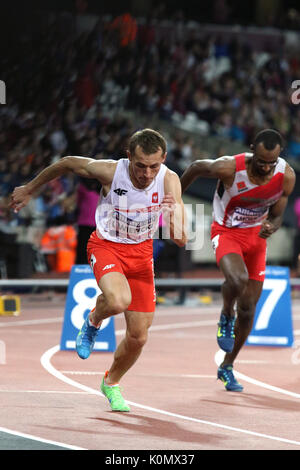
[211, 222, 267, 282]
[87, 231, 155, 312]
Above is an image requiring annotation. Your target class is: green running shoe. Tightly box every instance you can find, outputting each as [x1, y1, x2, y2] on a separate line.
[101, 372, 130, 412]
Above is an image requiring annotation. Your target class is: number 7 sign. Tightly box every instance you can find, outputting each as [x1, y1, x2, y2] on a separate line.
[246, 266, 294, 347]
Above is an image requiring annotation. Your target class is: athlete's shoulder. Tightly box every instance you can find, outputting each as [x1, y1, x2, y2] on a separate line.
[279, 159, 296, 196]
[91, 158, 118, 184]
[164, 167, 180, 180]
[213, 155, 237, 181]
[93, 157, 118, 168]
[284, 160, 296, 183]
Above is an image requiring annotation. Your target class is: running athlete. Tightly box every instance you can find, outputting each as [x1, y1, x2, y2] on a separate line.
[180, 129, 295, 391]
[10, 128, 187, 411]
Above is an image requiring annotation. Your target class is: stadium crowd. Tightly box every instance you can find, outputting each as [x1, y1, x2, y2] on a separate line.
[1, 6, 300, 273]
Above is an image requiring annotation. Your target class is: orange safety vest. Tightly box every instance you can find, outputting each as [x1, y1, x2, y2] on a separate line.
[40, 225, 77, 272]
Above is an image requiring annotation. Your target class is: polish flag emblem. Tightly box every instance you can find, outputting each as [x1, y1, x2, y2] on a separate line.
[152, 192, 158, 203]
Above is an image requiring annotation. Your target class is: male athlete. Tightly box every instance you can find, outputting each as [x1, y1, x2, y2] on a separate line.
[180, 129, 295, 391]
[11, 128, 187, 411]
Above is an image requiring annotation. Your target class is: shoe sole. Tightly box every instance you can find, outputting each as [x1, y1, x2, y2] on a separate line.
[217, 337, 234, 353]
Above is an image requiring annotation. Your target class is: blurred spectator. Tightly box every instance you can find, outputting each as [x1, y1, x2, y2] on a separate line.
[108, 12, 137, 48]
[40, 217, 77, 273]
[3, 8, 300, 276]
[75, 178, 100, 264]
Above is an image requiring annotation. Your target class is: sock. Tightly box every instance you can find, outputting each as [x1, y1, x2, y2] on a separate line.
[104, 371, 119, 387]
[88, 317, 99, 328]
[88, 308, 100, 329]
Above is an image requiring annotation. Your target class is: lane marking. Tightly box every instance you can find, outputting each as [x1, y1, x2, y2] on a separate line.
[41, 345, 300, 448]
[0, 389, 88, 394]
[60, 371, 216, 379]
[0, 318, 62, 327]
[1, 312, 299, 329]
[0, 426, 86, 450]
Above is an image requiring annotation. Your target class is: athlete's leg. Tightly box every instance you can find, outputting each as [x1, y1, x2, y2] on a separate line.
[89, 271, 132, 326]
[221, 279, 263, 367]
[216, 253, 249, 353]
[104, 310, 155, 385]
[219, 253, 249, 318]
[76, 271, 132, 360]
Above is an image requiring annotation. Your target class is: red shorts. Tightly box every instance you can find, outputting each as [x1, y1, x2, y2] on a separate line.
[211, 222, 267, 282]
[87, 231, 155, 312]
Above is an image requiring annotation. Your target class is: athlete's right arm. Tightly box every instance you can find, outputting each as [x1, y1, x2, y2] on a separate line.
[10, 156, 116, 213]
[180, 156, 236, 194]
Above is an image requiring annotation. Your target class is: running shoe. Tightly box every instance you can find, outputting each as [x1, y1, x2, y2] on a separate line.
[76, 315, 99, 359]
[217, 313, 236, 352]
[101, 372, 130, 412]
[217, 364, 243, 392]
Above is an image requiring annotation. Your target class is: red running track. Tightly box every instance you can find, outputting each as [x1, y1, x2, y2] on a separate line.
[0, 294, 300, 450]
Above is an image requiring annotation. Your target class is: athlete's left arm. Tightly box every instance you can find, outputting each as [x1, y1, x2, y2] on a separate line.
[259, 164, 296, 239]
[163, 170, 188, 247]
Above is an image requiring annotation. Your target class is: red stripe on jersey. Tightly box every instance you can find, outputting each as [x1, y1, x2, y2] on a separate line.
[235, 153, 246, 171]
[222, 172, 284, 226]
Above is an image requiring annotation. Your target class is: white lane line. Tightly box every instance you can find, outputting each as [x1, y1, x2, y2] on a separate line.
[0, 426, 86, 450]
[0, 318, 62, 327]
[0, 389, 88, 394]
[41, 345, 300, 448]
[214, 350, 300, 399]
[60, 371, 216, 379]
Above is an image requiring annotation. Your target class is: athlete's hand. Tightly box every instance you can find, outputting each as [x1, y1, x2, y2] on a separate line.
[9, 185, 32, 213]
[258, 220, 276, 239]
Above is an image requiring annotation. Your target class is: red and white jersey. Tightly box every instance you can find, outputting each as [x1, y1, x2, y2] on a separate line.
[213, 153, 286, 228]
[95, 158, 167, 243]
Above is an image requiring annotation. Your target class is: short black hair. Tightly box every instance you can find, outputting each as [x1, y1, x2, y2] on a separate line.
[253, 129, 283, 150]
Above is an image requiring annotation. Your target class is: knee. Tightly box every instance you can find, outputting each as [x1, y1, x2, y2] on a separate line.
[226, 271, 249, 295]
[126, 330, 148, 350]
[237, 300, 256, 326]
[98, 291, 132, 315]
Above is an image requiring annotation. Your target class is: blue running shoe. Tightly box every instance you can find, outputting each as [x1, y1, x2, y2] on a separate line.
[217, 313, 236, 352]
[217, 364, 243, 392]
[76, 315, 99, 359]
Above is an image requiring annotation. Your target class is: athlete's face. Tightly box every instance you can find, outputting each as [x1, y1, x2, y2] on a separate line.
[127, 145, 167, 189]
[252, 142, 281, 177]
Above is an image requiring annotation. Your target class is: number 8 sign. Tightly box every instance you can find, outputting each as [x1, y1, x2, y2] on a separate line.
[60, 265, 116, 351]
[246, 266, 294, 347]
